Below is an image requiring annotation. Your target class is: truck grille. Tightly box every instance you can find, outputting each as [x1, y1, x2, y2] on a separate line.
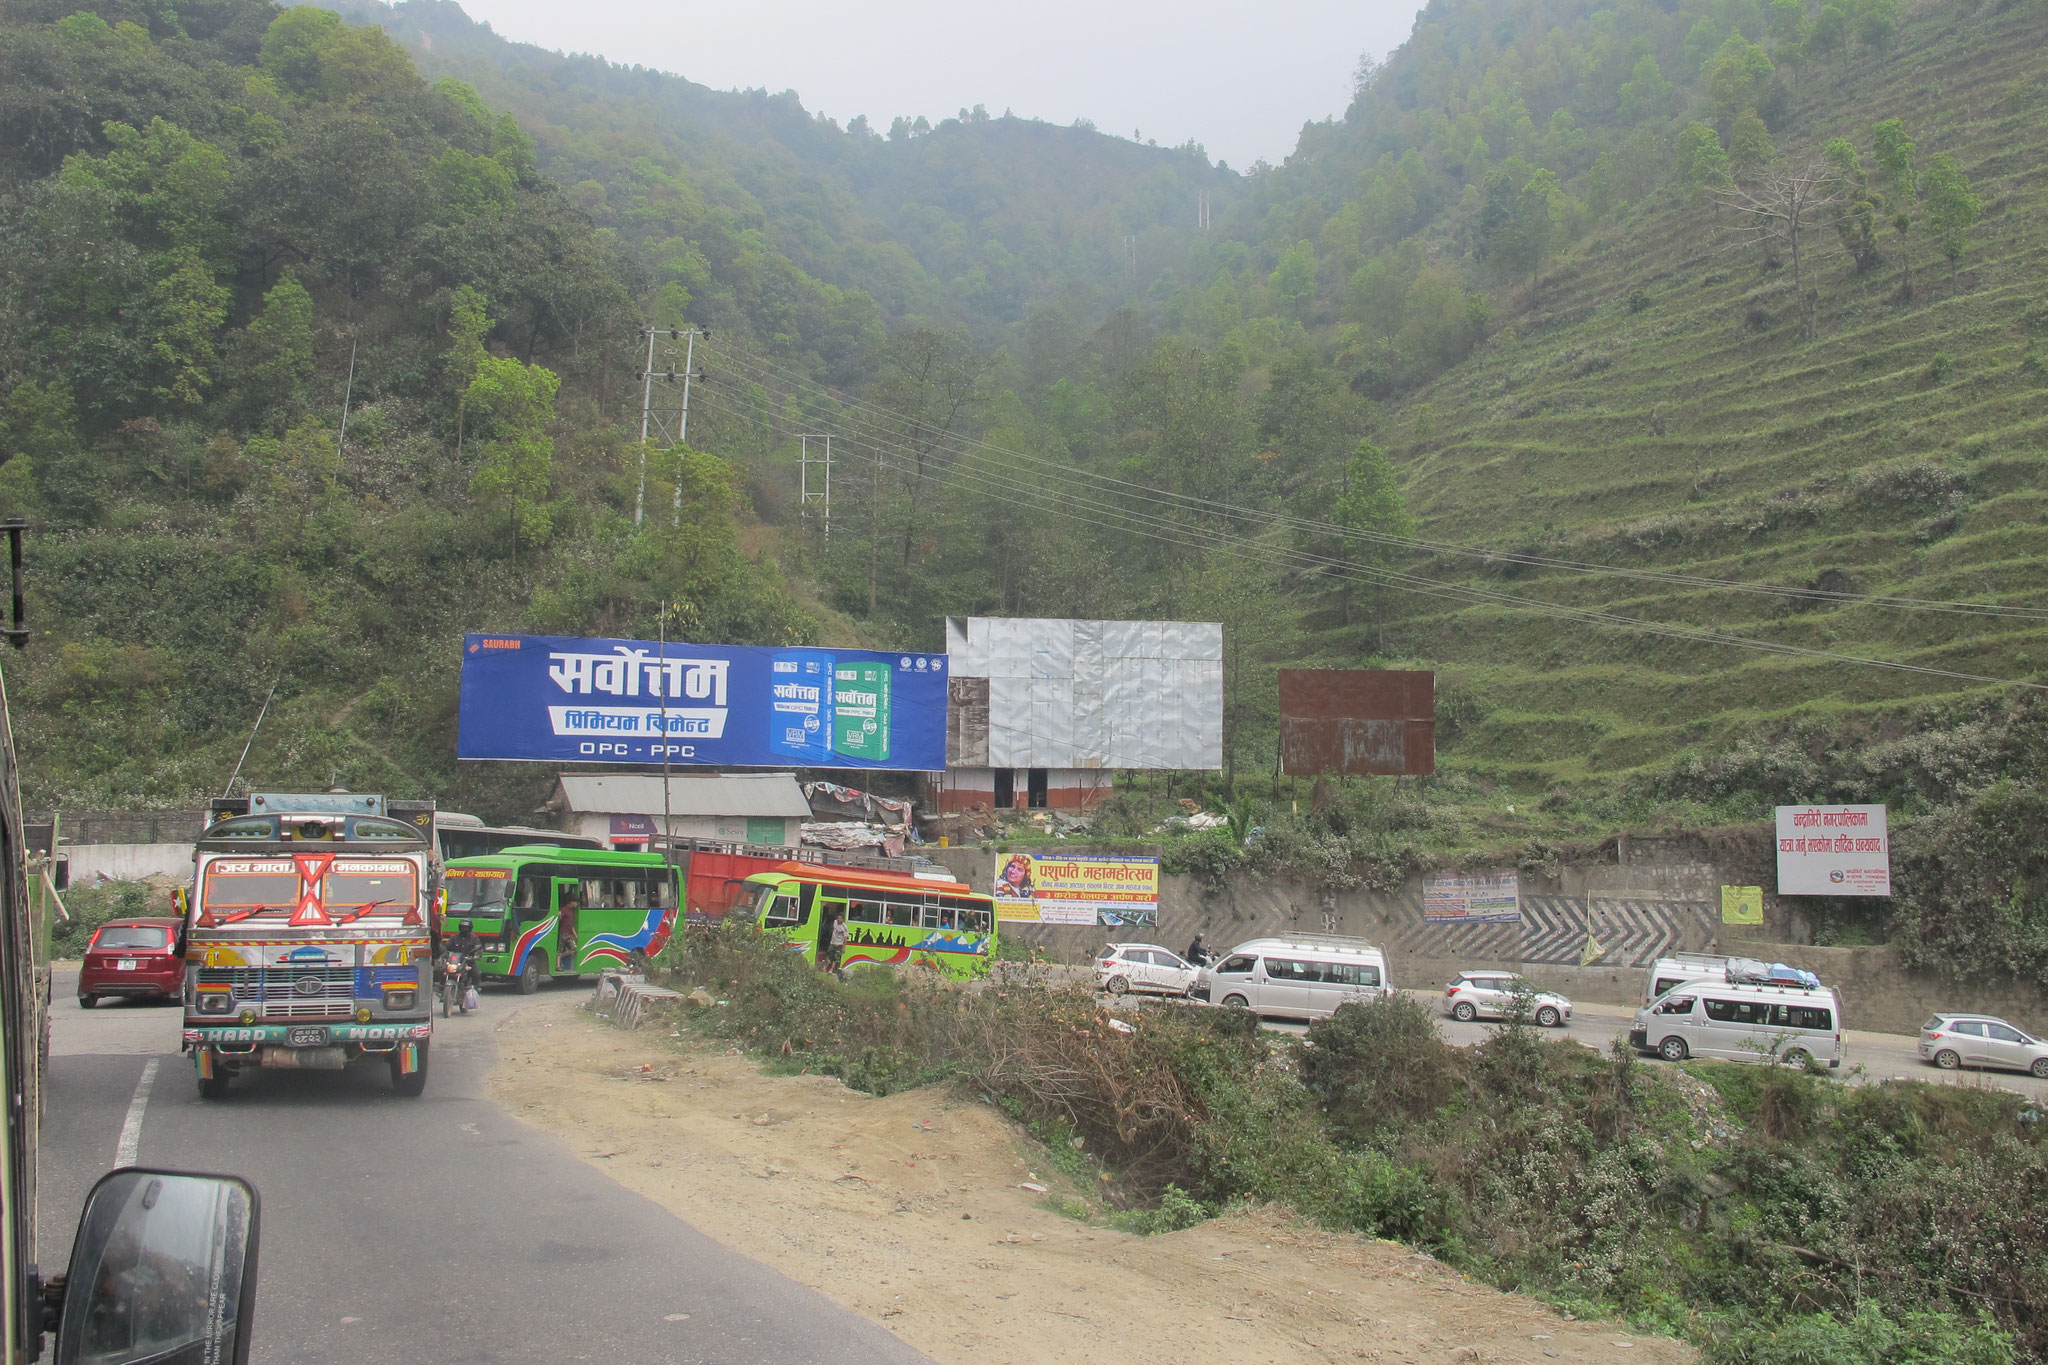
[197, 967, 357, 1020]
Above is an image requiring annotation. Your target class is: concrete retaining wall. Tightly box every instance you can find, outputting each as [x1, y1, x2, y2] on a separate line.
[65, 843, 194, 884]
[929, 842, 2048, 1038]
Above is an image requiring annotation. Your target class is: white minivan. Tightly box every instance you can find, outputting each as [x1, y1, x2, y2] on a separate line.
[1629, 980, 1844, 1069]
[1198, 936, 1390, 1021]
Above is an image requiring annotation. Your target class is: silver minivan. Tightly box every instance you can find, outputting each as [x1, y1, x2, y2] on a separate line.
[1628, 980, 1844, 1069]
[1199, 936, 1390, 1021]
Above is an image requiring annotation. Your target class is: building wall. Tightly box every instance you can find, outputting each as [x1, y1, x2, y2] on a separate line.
[927, 768, 1113, 813]
[570, 812, 795, 849]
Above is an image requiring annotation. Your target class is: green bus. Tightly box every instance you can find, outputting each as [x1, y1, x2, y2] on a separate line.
[736, 862, 996, 979]
[442, 846, 679, 991]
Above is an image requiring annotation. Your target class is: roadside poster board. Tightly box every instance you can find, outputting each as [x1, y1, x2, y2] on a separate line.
[993, 853, 1159, 927]
[1423, 870, 1521, 923]
[457, 633, 948, 769]
[1775, 805, 1891, 896]
[1720, 885, 1764, 926]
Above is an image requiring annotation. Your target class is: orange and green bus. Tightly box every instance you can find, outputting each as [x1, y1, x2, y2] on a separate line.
[737, 863, 995, 978]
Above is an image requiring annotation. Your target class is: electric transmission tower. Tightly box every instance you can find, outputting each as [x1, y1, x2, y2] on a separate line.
[798, 435, 833, 541]
[634, 326, 707, 525]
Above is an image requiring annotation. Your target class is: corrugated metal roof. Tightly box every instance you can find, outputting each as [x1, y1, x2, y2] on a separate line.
[555, 773, 812, 818]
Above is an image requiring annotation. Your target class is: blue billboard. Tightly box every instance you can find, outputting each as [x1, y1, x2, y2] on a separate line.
[456, 633, 949, 770]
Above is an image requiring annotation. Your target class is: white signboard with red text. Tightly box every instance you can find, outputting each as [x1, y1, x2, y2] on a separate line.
[1775, 804, 1891, 896]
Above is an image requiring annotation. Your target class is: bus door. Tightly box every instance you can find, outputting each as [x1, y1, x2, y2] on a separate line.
[552, 877, 582, 971]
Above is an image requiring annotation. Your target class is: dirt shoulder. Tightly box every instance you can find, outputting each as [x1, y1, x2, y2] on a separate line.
[488, 992, 1692, 1365]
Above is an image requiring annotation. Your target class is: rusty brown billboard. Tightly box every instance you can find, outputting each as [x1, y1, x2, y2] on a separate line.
[1278, 669, 1435, 777]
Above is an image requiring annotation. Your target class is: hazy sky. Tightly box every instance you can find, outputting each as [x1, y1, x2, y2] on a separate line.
[450, 0, 1424, 170]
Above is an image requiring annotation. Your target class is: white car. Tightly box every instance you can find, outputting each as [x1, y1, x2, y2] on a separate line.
[1096, 943, 1201, 997]
[1443, 971, 1572, 1028]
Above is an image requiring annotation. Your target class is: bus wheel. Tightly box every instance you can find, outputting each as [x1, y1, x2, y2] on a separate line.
[518, 956, 541, 994]
[390, 1042, 429, 1097]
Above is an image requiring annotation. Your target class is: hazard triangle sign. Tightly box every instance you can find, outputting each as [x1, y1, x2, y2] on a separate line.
[290, 853, 336, 927]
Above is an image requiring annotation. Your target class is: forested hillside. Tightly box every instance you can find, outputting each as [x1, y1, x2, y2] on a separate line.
[0, 0, 817, 817]
[6, 0, 2048, 922]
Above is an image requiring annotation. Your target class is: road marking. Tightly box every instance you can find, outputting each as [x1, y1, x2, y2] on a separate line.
[114, 1058, 159, 1167]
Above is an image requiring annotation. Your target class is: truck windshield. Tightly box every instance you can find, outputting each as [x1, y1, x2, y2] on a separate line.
[445, 873, 513, 915]
[324, 872, 415, 908]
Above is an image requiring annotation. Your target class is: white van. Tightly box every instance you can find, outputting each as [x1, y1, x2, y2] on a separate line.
[1629, 980, 1844, 1069]
[1644, 954, 1823, 1005]
[1198, 936, 1390, 1021]
[1644, 953, 1735, 1005]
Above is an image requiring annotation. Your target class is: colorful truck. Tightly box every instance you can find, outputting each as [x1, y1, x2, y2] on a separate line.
[181, 792, 437, 1098]
[441, 845, 679, 991]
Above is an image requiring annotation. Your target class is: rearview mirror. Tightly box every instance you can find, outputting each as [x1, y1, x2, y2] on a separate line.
[56, 1168, 260, 1365]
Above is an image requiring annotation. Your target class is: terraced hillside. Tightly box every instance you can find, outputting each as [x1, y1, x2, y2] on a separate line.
[1368, 0, 2048, 789]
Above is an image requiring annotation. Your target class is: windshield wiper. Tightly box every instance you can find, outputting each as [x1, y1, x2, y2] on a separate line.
[215, 905, 273, 925]
[330, 898, 399, 925]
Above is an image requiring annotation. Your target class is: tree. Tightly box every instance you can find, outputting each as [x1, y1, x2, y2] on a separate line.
[1820, 139, 1882, 274]
[464, 354, 559, 559]
[869, 327, 996, 611]
[145, 249, 229, 407]
[227, 270, 315, 430]
[1268, 241, 1317, 318]
[1618, 54, 1672, 124]
[444, 285, 490, 454]
[1331, 438, 1413, 648]
[1676, 122, 1732, 205]
[1182, 550, 1296, 797]
[1703, 37, 1776, 126]
[1852, 0, 1899, 61]
[1713, 158, 1853, 339]
[1809, 4, 1850, 68]
[1728, 110, 1778, 181]
[1871, 118, 1917, 296]
[1920, 153, 1980, 286]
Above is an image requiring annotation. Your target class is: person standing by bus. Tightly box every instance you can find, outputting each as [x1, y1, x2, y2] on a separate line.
[825, 912, 848, 969]
[558, 888, 581, 971]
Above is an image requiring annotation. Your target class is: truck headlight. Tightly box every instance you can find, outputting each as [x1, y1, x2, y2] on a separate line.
[384, 990, 416, 1011]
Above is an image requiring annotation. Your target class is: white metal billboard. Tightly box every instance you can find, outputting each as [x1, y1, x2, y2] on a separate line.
[1774, 804, 1891, 896]
[944, 617, 1223, 770]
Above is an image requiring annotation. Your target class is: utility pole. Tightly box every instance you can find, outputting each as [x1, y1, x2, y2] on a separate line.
[798, 434, 833, 542]
[633, 326, 708, 526]
[1197, 190, 1210, 231]
[657, 600, 678, 916]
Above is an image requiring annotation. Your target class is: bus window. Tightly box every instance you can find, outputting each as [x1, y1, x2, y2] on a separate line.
[848, 898, 883, 924]
[936, 901, 958, 930]
[513, 877, 543, 912]
[884, 898, 917, 927]
[798, 884, 820, 925]
[952, 901, 992, 934]
[764, 894, 801, 928]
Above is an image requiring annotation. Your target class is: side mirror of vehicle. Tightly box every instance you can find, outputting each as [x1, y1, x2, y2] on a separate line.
[52, 1168, 260, 1365]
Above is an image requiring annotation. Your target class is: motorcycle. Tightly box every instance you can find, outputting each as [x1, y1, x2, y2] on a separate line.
[439, 951, 475, 1017]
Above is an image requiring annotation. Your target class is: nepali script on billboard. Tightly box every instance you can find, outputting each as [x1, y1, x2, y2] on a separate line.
[992, 853, 1159, 927]
[1423, 870, 1521, 924]
[457, 633, 949, 770]
[1775, 804, 1890, 896]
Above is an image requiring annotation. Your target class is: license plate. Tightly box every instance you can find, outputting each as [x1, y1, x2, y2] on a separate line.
[288, 1026, 326, 1047]
[117, 959, 138, 970]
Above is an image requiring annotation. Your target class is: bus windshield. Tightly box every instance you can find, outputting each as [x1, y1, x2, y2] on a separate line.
[445, 872, 513, 916]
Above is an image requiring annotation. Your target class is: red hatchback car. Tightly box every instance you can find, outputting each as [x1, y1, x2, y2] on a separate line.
[77, 917, 186, 1008]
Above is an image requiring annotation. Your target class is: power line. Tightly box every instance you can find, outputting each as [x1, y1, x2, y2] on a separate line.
[687, 382, 2047, 694]
[702, 336, 2048, 623]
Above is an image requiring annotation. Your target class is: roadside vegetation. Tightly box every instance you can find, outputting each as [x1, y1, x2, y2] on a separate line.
[663, 921, 2042, 1363]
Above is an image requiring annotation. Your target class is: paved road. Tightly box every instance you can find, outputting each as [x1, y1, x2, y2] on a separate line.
[1269, 991, 2048, 1100]
[42, 966, 931, 1365]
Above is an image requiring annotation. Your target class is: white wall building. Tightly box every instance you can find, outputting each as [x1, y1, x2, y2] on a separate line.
[547, 772, 810, 849]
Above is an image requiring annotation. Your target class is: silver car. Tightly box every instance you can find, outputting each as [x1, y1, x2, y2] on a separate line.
[1443, 971, 1572, 1028]
[1919, 1014, 2048, 1077]
[1095, 943, 1201, 997]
